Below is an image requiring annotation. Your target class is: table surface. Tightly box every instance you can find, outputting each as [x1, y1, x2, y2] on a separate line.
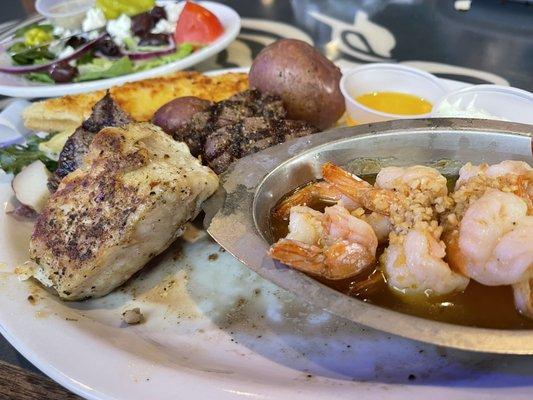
[1, 0, 532, 398]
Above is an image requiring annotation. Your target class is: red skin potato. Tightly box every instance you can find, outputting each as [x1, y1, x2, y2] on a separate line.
[152, 96, 212, 134]
[249, 39, 345, 130]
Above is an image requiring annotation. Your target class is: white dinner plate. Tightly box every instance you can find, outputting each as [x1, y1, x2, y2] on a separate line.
[0, 1, 241, 98]
[0, 70, 531, 400]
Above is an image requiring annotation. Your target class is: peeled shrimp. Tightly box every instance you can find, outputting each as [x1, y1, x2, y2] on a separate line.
[453, 160, 533, 212]
[455, 162, 489, 189]
[376, 165, 448, 199]
[322, 162, 467, 295]
[359, 211, 392, 243]
[269, 204, 378, 280]
[456, 160, 532, 188]
[383, 228, 469, 296]
[449, 189, 533, 286]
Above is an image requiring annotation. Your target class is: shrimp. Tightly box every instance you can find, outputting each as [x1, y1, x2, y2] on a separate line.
[448, 189, 533, 286]
[273, 181, 358, 220]
[455, 162, 489, 189]
[285, 206, 324, 245]
[449, 160, 533, 220]
[321, 162, 397, 215]
[359, 211, 392, 243]
[269, 204, 378, 280]
[376, 165, 448, 200]
[513, 279, 533, 319]
[323, 162, 467, 295]
[456, 160, 532, 189]
[382, 229, 469, 296]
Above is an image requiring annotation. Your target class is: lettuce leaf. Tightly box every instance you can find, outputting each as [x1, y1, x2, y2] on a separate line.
[0, 135, 57, 174]
[133, 44, 195, 72]
[76, 56, 134, 81]
[25, 72, 54, 83]
[71, 43, 194, 82]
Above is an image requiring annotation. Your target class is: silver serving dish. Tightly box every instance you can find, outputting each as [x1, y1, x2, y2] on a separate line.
[203, 118, 533, 354]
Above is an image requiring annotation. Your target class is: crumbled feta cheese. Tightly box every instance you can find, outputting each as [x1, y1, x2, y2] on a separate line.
[151, 18, 175, 34]
[49, 39, 64, 56]
[53, 25, 75, 39]
[106, 14, 132, 46]
[87, 30, 101, 40]
[82, 7, 107, 32]
[57, 45, 75, 59]
[164, 2, 183, 23]
[53, 25, 65, 37]
[454, 0, 471, 11]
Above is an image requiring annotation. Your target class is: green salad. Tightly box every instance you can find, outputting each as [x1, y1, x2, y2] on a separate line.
[0, 0, 216, 84]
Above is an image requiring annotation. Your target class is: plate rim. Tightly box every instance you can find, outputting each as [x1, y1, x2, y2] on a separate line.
[0, 80, 529, 400]
[0, 1, 241, 98]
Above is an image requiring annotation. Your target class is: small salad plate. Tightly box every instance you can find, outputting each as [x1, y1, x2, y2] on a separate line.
[0, 1, 241, 98]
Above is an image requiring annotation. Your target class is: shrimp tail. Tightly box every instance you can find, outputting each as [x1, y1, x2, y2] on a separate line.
[273, 182, 344, 220]
[322, 162, 396, 215]
[273, 186, 318, 220]
[269, 239, 326, 275]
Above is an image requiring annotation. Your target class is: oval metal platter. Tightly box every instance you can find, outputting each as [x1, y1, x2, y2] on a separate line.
[203, 118, 533, 354]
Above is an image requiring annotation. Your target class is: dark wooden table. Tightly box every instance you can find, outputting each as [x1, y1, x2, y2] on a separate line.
[1, 0, 532, 398]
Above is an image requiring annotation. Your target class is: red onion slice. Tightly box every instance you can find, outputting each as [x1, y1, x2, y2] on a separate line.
[0, 33, 106, 74]
[121, 39, 177, 60]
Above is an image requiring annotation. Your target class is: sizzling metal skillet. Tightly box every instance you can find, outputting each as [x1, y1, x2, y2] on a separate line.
[203, 118, 533, 354]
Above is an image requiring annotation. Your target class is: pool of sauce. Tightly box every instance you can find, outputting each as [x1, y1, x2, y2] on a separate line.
[355, 91, 433, 116]
[270, 178, 533, 330]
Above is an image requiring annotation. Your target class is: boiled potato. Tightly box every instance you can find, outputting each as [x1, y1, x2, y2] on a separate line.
[12, 160, 51, 213]
[249, 39, 345, 130]
[152, 96, 212, 134]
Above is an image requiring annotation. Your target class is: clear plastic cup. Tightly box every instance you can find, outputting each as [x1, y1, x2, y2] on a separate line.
[35, 0, 95, 30]
[431, 85, 533, 124]
[340, 63, 448, 124]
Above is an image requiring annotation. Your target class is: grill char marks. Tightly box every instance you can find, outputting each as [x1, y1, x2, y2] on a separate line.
[173, 89, 318, 174]
[29, 123, 219, 300]
[50, 93, 133, 191]
[204, 118, 316, 174]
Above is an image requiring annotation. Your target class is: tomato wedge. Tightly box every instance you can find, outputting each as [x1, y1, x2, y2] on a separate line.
[174, 2, 224, 45]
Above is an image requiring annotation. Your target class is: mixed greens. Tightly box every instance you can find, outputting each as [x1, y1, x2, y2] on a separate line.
[0, 0, 221, 84]
[0, 135, 57, 174]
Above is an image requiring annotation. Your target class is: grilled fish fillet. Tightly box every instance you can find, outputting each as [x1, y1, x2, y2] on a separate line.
[27, 122, 219, 300]
[23, 71, 249, 133]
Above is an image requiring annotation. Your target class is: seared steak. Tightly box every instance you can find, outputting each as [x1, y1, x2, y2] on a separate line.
[49, 93, 132, 191]
[204, 118, 317, 174]
[173, 89, 317, 173]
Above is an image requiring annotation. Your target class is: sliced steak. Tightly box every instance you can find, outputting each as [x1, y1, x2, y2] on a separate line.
[173, 89, 317, 173]
[173, 89, 287, 158]
[49, 93, 132, 191]
[204, 118, 317, 174]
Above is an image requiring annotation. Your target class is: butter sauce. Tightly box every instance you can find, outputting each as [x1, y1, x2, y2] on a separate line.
[356, 91, 432, 116]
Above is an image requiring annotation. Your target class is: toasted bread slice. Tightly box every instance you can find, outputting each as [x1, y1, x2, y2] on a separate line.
[23, 71, 249, 133]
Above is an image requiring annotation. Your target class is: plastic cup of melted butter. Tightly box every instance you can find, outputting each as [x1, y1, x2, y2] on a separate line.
[340, 64, 447, 124]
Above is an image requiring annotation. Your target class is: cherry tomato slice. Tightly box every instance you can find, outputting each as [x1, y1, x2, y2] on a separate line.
[174, 2, 224, 45]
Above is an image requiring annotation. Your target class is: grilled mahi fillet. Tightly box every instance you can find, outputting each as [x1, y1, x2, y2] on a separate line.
[28, 123, 218, 300]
